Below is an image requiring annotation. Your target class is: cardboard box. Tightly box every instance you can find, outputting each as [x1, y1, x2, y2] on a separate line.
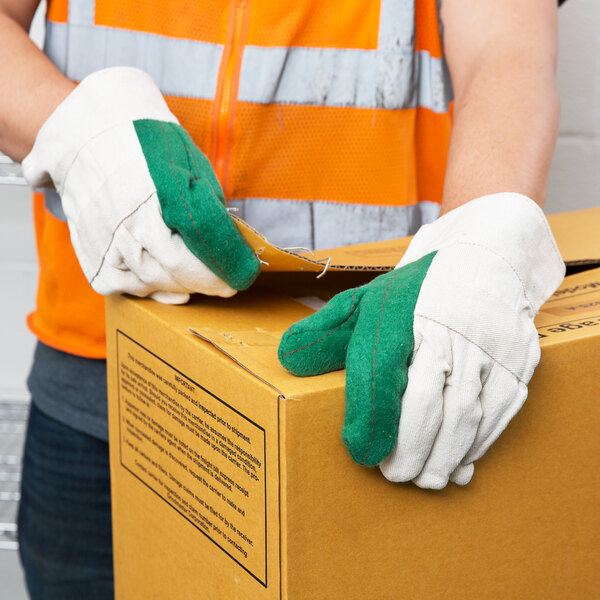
[106, 209, 600, 599]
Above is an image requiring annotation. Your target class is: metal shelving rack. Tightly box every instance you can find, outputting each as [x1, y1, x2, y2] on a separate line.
[0, 400, 28, 551]
[0, 153, 29, 551]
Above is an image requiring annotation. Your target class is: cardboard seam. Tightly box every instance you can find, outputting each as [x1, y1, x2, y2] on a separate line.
[189, 327, 287, 397]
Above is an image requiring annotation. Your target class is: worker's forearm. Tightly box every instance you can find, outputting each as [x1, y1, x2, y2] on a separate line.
[441, 52, 559, 215]
[0, 12, 75, 162]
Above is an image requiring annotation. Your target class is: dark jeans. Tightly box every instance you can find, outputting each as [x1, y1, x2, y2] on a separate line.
[18, 403, 114, 599]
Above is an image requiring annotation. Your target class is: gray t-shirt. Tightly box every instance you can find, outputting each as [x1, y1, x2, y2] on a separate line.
[28, 341, 108, 441]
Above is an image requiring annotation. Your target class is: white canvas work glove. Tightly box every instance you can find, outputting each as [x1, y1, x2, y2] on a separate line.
[279, 193, 564, 489]
[379, 193, 565, 488]
[22, 67, 260, 304]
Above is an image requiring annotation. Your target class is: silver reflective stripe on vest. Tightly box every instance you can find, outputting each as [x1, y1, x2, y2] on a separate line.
[378, 0, 415, 48]
[69, 0, 95, 24]
[238, 48, 450, 112]
[43, 189, 67, 221]
[228, 198, 440, 250]
[45, 0, 453, 112]
[43, 185, 439, 249]
[45, 23, 222, 99]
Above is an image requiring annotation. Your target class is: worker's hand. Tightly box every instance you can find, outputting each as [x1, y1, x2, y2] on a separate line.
[278, 194, 565, 489]
[22, 67, 260, 303]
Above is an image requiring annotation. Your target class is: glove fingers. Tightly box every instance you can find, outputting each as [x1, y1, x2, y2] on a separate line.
[96, 223, 236, 302]
[412, 337, 487, 490]
[175, 170, 260, 290]
[379, 318, 449, 482]
[449, 463, 474, 486]
[92, 244, 153, 298]
[461, 364, 525, 465]
[150, 290, 191, 304]
[342, 273, 420, 466]
[95, 236, 186, 298]
[278, 286, 364, 376]
[134, 119, 260, 290]
[342, 254, 438, 466]
[123, 200, 238, 297]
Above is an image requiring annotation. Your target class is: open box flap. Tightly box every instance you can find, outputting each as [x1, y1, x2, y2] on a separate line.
[546, 206, 600, 266]
[232, 214, 408, 275]
[234, 206, 600, 276]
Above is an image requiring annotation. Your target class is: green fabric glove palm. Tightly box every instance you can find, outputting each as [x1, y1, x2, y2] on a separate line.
[278, 252, 436, 466]
[134, 119, 259, 291]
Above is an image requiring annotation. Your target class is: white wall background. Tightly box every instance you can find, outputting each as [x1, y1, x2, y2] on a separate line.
[0, 3, 44, 403]
[547, 0, 600, 213]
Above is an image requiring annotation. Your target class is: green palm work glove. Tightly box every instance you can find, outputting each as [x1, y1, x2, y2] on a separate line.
[278, 252, 436, 466]
[22, 67, 260, 303]
[279, 194, 565, 490]
[134, 119, 259, 291]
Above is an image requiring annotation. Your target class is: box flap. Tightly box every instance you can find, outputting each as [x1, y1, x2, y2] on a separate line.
[189, 327, 286, 395]
[233, 214, 408, 275]
[546, 206, 600, 266]
[235, 206, 600, 276]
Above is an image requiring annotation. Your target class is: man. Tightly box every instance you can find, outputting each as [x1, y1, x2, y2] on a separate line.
[0, 0, 566, 598]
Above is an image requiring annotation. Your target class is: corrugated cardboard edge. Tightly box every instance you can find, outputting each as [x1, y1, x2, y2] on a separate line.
[235, 206, 600, 276]
[233, 214, 404, 274]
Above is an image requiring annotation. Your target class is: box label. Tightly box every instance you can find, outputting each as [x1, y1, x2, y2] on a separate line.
[116, 332, 267, 586]
[537, 282, 600, 340]
[537, 314, 600, 339]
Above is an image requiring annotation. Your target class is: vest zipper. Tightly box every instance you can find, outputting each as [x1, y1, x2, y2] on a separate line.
[211, 0, 250, 200]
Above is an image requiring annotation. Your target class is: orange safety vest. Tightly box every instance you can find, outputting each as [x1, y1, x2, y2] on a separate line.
[31, 0, 453, 359]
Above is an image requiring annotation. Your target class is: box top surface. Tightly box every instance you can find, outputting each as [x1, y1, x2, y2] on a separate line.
[121, 290, 346, 399]
[112, 267, 600, 399]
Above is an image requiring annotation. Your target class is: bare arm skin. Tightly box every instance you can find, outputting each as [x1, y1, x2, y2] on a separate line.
[440, 0, 560, 213]
[0, 0, 75, 162]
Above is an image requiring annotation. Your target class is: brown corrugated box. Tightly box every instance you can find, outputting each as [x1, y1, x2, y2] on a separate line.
[106, 207, 600, 599]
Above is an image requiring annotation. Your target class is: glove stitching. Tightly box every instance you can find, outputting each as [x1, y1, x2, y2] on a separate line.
[160, 123, 234, 288]
[362, 280, 392, 465]
[180, 139, 200, 180]
[280, 291, 357, 357]
[414, 313, 527, 385]
[89, 192, 156, 286]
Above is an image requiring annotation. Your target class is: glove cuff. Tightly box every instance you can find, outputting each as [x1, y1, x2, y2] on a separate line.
[398, 193, 565, 313]
[22, 67, 178, 191]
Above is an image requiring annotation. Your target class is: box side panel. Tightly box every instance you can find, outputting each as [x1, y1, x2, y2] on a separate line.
[281, 337, 600, 600]
[107, 297, 281, 600]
